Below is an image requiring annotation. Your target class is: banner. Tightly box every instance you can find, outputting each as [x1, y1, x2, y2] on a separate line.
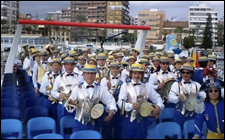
[166, 34, 179, 51]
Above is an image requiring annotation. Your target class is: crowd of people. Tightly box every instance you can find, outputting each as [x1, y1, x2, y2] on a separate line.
[22, 44, 224, 139]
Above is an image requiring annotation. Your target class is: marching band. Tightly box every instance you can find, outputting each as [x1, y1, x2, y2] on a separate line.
[21, 44, 224, 139]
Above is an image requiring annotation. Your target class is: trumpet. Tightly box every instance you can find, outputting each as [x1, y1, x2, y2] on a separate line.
[43, 43, 52, 56]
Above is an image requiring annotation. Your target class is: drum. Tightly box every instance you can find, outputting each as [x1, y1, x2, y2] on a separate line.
[158, 79, 176, 100]
[91, 104, 104, 119]
[139, 102, 155, 117]
[185, 97, 197, 111]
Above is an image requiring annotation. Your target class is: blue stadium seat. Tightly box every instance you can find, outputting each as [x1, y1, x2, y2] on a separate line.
[24, 106, 49, 124]
[1, 98, 19, 108]
[1, 107, 21, 120]
[60, 116, 76, 139]
[156, 122, 182, 139]
[70, 130, 102, 139]
[1, 119, 23, 139]
[158, 107, 175, 123]
[27, 117, 56, 139]
[33, 133, 63, 139]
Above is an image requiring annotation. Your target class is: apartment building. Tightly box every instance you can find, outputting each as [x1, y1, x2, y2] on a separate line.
[1, 1, 19, 33]
[138, 8, 165, 42]
[189, 3, 218, 47]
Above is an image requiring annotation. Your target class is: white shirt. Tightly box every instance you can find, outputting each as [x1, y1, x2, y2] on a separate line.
[70, 81, 117, 112]
[148, 69, 176, 90]
[39, 71, 61, 95]
[168, 79, 205, 104]
[121, 68, 130, 83]
[51, 72, 82, 99]
[117, 80, 164, 112]
[100, 74, 121, 92]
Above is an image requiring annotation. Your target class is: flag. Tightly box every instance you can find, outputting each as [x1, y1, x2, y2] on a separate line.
[192, 49, 197, 68]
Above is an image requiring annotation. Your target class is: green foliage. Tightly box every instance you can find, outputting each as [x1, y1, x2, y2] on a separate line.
[201, 14, 213, 49]
[183, 36, 195, 49]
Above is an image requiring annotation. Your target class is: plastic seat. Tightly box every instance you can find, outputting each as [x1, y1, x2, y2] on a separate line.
[1, 119, 22, 139]
[156, 122, 182, 139]
[24, 106, 49, 124]
[1, 119, 23, 139]
[158, 107, 175, 123]
[60, 116, 76, 139]
[1, 107, 21, 120]
[70, 130, 102, 139]
[1, 92, 18, 99]
[20, 91, 38, 103]
[22, 98, 42, 112]
[20, 86, 35, 93]
[33, 133, 63, 139]
[1, 98, 19, 108]
[1, 86, 17, 93]
[27, 117, 56, 139]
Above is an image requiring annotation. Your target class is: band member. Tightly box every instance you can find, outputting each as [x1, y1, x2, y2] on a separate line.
[87, 57, 97, 66]
[114, 52, 124, 64]
[96, 53, 108, 84]
[121, 56, 136, 82]
[117, 63, 164, 139]
[207, 55, 217, 69]
[139, 58, 151, 83]
[48, 49, 60, 63]
[173, 58, 183, 80]
[69, 50, 78, 62]
[131, 48, 140, 62]
[168, 53, 175, 72]
[74, 55, 86, 75]
[33, 50, 50, 94]
[39, 58, 62, 119]
[65, 64, 117, 133]
[168, 63, 205, 128]
[193, 77, 224, 139]
[142, 49, 149, 56]
[101, 62, 123, 139]
[82, 48, 89, 60]
[192, 56, 208, 85]
[149, 56, 160, 74]
[51, 57, 82, 132]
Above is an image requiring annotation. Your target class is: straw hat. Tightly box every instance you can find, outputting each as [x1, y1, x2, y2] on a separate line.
[82, 64, 97, 73]
[130, 63, 144, 72]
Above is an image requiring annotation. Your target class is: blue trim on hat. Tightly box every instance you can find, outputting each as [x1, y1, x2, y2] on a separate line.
[82, 68, 97, 73]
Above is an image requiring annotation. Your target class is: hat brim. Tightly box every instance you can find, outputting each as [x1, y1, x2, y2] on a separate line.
[82, 68, 97, 73]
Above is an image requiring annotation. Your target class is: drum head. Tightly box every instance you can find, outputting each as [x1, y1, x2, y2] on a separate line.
[139, 102, 155, 117]
[159, 79, 177, 98]
[91, 104, 104, 119]
[185, 97, 197, 111]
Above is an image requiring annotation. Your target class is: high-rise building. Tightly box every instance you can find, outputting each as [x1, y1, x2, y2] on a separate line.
[138, 8, 165, 42]
[189, 3, 218, 47]
[70, 1, 130, 42]
[1, 1, 19, 33]
[106, 1, 130, 39]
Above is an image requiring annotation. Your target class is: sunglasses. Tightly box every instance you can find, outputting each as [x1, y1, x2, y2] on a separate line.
[182, 72, 191, 74]
[209, 89, 219, 93]
[161, 63, 169, 65]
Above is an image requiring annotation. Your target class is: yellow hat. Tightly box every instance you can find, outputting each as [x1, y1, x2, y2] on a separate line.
[198, 56, 208, 62]
[69, 51, 78, 57]
[142, 49, 149, 52]
[152, 56, 160, 61]
[77, 55, 86, 60]
[141, 55, 150, 60]
[132, 48, 140, 54]
[168, 53, 175, 58]
[82, 64, 97, 73]
[61, 53, 69, 60]
[109, 62, 120, 68]
[139, 58, 150, 64]
[97, 53, 107, 60]
[87, 57, 97, 65]
[114, 52, 124, 58]
[160, 57, 169, 63]
[130, 63, 144, 72]
[174, 58, 183, 64]
[107, 55, 114, 61]
[187, 57, 194, 62]
[62, 57, 76, 64]
[155, 52, 163, 56]
[82, 48, 88, 52]
[149, 52, 155, 57]
[180, 63, 194, 71]
[52, 49, 59, 54]
[126, 56, 136, 62]
[59, 50, 65, 55]
[50, 58, 61, 65]
[207, 55, 216, 61]
[39, 50, 49, 56]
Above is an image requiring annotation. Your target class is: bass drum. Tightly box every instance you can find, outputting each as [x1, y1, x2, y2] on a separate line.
[158, 79, 177, 100]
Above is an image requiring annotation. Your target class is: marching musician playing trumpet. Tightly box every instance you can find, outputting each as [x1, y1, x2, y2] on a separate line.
[168, 63, 206, 129]
[65, 64, 117, 133]
[117, 63, 164, 139]
[51, 56, 82, 132]
[39, 58, 62, 120]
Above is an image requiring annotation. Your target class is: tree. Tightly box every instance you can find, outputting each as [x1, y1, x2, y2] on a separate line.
[217, 22, 224, 46]
[1, 20, 8, 33]
[75, 15, 87, 41]
[183, 36, 195, 49]
[201, 14, 213, 49]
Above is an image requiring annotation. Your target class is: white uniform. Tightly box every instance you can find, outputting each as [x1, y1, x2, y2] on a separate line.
[101, 74, 121, 94]
[148, 69, 176, 90]
[39, 71, 61, 95]
[51, 72, 82, 99]
[121, 68, 130, 83]
[117, 80, 164, 112]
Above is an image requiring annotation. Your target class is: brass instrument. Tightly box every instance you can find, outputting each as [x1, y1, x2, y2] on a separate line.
[19, 44, 29, 65]
[43, 43, 52, 56]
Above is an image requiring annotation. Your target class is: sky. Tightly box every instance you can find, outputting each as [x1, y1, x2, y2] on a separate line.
[19, 1, 224, 21]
